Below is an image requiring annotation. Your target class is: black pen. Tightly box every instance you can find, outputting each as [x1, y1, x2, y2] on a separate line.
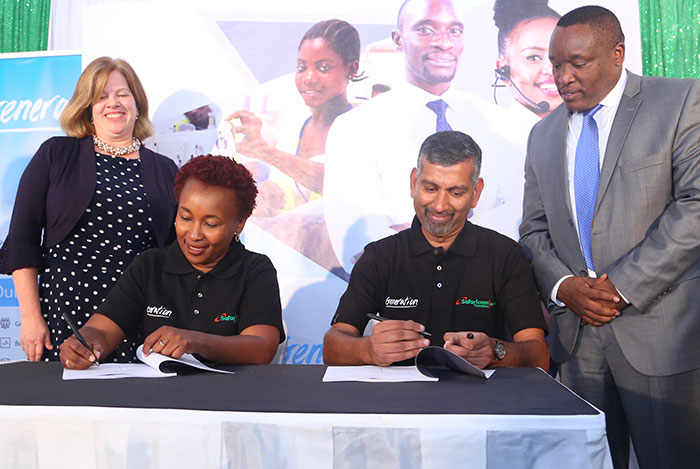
[62, 313, 100, 366]
[366, 313, 432, 338]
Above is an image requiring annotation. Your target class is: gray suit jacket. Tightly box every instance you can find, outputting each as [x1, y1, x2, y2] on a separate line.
[520, 71, 700, 376]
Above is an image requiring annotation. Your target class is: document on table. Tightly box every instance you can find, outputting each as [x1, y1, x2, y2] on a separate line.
[0, 359, 28, 365]
[62, 345, 234, 380]
[323, 365, 439, 383]
[135, 345, 233, 375]
[323, 347, 496, 383]
[415, 346, 495, 379]
[63, 363, 175, 380]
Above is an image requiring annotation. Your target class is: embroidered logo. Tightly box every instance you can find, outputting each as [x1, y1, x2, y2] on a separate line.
[215, 313, 238, 323]
[385, 296, 419, 308]
[146, 305, 173, 318]
[455, 297, 495, 309]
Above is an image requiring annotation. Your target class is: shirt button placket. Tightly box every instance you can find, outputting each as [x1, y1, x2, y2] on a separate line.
[194, 274, 204, 316]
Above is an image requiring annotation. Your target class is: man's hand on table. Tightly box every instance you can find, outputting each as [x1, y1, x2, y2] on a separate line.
[368, 320, 429, 366]
[443, 331, 492, 369]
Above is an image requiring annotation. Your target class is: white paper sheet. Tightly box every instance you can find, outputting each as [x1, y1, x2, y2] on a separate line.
[62, 345, 234, 380]
[136, 345, 234, 375]
[322, 365, 439, 383]
[0, 359, 28, 365]
[63, 363, 175, 380]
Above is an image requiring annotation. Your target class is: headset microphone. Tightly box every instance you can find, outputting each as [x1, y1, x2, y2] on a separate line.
[493, 65, 550, 114]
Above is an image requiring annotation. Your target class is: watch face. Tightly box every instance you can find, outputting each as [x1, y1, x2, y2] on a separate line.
[494, 341, 506, 361]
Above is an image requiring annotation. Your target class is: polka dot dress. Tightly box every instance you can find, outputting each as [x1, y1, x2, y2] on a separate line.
[40, 151, 156, 362]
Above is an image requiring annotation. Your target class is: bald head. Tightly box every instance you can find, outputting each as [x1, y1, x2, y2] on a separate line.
[397, 0, 461, 30]
[397, 0, 413, 29]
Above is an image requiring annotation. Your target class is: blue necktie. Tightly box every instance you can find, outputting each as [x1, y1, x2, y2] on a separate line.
[574, 104, 603, 271]
[426, 99, 452, 132]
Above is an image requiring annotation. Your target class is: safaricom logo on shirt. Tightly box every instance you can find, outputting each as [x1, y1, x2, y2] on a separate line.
[456, 297, 495, 309]
[146, 305, 173, 318]
[385, 296, 419, 308]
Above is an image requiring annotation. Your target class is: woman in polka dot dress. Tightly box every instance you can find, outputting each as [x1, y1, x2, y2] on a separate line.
[0, 57, 178, 363]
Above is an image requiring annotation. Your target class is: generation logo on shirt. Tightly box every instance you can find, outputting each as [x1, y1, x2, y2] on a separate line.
[215, 313, 238, 323]
[455, 297, 495, 309]
[385, 296, 419, 308]
[146, 305, 173, 318]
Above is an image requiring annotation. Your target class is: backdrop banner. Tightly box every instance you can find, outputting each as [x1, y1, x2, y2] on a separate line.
[0, 52, 81, 361]
[18, 0, 639, 364]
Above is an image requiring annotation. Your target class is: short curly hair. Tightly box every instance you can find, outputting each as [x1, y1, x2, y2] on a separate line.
[174, 155, 258, 220]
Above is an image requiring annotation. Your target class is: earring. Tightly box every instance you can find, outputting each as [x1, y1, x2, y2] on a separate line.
[234, 232, 240, 243]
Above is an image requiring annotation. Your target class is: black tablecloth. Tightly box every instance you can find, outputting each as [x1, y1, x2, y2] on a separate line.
[0, 363, 596, 416]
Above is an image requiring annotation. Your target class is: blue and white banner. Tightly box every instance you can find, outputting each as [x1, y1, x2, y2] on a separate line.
[0, 52, 81, 361]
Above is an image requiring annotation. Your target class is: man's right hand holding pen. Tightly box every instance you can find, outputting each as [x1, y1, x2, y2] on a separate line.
[366, 319, 430, 366]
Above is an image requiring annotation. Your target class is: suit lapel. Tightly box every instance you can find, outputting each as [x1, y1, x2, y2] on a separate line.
[543, 105, 582, 260]
[552, 110, 573, 218]
[596, 72, 642, 207]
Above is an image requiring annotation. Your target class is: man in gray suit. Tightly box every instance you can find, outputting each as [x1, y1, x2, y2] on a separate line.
[520, 6, 700, 469]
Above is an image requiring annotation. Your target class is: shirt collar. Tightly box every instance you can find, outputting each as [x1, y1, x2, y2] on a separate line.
[395, 80, 455, 108]
[407, 216, 477, 258]
[164, 240, 244, 278]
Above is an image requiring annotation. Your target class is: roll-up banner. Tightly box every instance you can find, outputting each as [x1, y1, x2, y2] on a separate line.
[0, 52, 81, 361]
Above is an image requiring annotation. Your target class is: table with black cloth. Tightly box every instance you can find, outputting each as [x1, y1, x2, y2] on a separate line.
[0, 363, 612, 468]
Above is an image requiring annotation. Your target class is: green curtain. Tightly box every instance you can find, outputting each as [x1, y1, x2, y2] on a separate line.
[639, 0, 699, 78]
[0, 0, 51, 53]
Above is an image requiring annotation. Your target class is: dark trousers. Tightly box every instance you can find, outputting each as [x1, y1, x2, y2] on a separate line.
[560, 324, 700, 469]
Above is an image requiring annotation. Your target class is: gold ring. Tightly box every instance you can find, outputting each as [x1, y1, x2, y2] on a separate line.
[65, 359, 71, 369]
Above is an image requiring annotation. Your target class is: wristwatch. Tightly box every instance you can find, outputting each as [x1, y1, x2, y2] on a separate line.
[493, 340, 506, 361]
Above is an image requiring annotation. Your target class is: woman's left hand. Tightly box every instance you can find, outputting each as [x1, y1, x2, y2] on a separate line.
[143, 326, 200, 359]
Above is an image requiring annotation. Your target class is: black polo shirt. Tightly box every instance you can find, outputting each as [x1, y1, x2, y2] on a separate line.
[332, 217, 546, 350]
[98, 241, 284, 342]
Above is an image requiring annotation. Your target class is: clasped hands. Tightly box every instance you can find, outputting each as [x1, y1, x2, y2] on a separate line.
[367, 319, 491, 369]
[557, 273, 628, 326]
[59, 326, 197, 370]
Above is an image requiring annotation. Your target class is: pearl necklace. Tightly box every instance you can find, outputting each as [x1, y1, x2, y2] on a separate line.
[93, 135, 141, 157]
